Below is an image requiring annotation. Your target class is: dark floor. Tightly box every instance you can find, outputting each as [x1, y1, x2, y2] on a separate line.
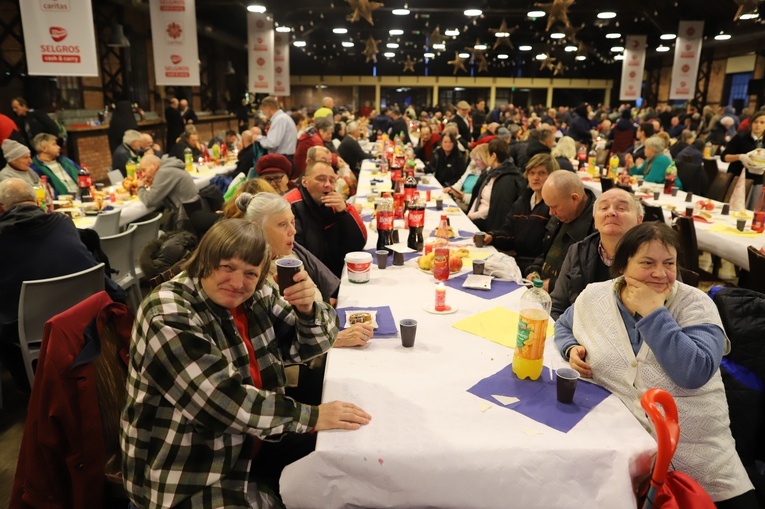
[0, 368, 27, 509]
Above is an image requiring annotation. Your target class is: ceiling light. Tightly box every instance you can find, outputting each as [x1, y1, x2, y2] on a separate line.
[527, 10, 546, 17]
[424, 52, 435, 58]
[445, 29, 460, 36]
[342, 41, 354, 48]
[497, 54, 509, 59]
[275, 26, 291, 33]
[433, 43, 445, 49]
[536, 53, 548, 60]
[494, 32, 510, 38]
[247, 4, 266, 13]
[615, 54, 625, 60]
[576, 55, 586, 61]
[333, 28, 347, 34]
[392, 8, 410, 15]
[565, 45, 577, 52]
[389, 29, 404, 35]
[455, 87, 465, 91]
[714, 32, 731, 40]
[474, 43, 487, 50]
[605, 33, 621, 39]
[611, 46, 624, 52]
[660, 34, 676, 40]
[383, 52, 395, 58]
[293, 41, 306, 47]
[597, 11, 617, 19]
[550, 32, 565, 39]
[464, 9, 482, 16]
[458, 52, 470, 58]
[739, 12, 759, 19]
[656, 45, 670, 52]
[519, 45, 532, 51]
[387, 43, 399, 48]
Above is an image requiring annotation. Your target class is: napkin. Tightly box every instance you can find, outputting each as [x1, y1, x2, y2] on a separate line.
[708, 223, 763, 238]
[467, 364, 611, 433]
[452, 306, 554, 348]
[445, 273, 523, 300]
[418, 184, 441, 191]
[337, 306, 398, 336]
[364, 247, 420, 262]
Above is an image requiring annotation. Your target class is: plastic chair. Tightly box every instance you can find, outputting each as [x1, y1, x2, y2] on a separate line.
[642, 201, 666, 224]
[108, 169, 124, 186]
[676, 161, 707, 196]
[92, 209, 122, 238]
[17, 263, 105, 387]
[702, 159, 720, 195]
[129, 213, 162, 280]
[100, 224, 141, 311]
[705, 172, 733, 202]
[672, 216, 732, 286]
[600, 176, 614, 192]
[740, 246, 765, 292]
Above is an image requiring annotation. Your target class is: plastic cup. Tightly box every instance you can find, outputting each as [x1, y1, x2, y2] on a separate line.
[556, 368, 580, 404]
[391, 229, 400, 243]
[473, 259, 486, 275]
[685, 206, 694, 217]
[275, 258, 303, 295]
[653, 190, 661, 200]
[376, 250, 389, 269]
[393, 251, 404, 266]
[685, 191, 693, 203]
[474, 232, 486, 248]
[400, 319, 417, 347]
[721, 204, 730, 215]
[435, 197, 443, 210]
[737, 219, 747, 232]
[671, 187, 679, 197]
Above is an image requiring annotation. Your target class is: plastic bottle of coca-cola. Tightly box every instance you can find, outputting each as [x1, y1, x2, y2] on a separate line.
[407, 195, 425, 251]
[376, 193, 395, 253]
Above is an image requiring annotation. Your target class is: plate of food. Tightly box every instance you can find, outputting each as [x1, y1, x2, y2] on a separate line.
[746, 148, 765, 174]
[415, 247, 470, 273]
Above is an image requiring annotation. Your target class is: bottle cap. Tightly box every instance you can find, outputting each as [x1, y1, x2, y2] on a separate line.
[532, 279, 543, 288]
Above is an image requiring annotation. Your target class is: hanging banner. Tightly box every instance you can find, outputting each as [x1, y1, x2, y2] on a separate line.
[273, 32, 290, 96]
[149, 0, 200, 86]
[619, 36, 647, 101]
[248, 12, 274, 94]
[19, 0, 99, 76]
[669, 21, 704, 100]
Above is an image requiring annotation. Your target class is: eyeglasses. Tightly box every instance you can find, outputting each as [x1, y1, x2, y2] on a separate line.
[262, 174, 285, 184]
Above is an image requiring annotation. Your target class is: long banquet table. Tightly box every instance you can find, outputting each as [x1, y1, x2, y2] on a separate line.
[280, 159, 657, 509]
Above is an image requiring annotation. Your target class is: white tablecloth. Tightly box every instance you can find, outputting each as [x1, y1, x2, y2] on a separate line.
[280, 160, 656, 509]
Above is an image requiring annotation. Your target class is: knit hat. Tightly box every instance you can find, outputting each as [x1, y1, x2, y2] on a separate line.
[2, 139, 30, 162]
[255, 153, 292, 177]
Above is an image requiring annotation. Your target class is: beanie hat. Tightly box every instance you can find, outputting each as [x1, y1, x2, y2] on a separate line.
[2, 139, 30, 162]
[255, 153, 292, 177]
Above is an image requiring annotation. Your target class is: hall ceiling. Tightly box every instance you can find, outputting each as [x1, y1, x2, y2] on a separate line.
[197, 0, 765, 79]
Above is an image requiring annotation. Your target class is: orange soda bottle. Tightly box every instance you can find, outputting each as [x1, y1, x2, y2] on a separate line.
[513, 279, 552, 380]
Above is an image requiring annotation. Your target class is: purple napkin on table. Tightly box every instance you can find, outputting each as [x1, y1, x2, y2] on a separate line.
[418, 184, 441, 191]
[444, 272, 523, 300]
[468, 364, 611, 433]
[337, 306, 398, 336]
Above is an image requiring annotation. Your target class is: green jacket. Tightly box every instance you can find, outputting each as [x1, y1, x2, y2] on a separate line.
[31, 155, 80, 197]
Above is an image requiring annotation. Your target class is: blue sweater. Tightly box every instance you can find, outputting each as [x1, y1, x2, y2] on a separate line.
[554, 292, 724, 389]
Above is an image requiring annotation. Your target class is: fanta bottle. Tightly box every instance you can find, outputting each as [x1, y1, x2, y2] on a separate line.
[513, 279, 552, 380]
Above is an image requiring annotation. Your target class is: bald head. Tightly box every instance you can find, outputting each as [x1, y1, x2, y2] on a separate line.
[545, 170, 584, 196]
[170, 98, 179, 108]
[0, 178, 36, 211]
[241, 130, 253, 147]
[542, 171, 588, 224]
[179, 99, 189, 110]
[306, 145, 332, 165]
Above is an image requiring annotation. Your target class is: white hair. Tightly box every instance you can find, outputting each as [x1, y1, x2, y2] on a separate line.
[123, 129, 142, 146]
[237, 192, 291, 224]
[644, 136, 666, 154]
[552, 136, 577, 159]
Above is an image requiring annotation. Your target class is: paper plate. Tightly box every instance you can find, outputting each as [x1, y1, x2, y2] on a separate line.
[423, 305, 459, 314]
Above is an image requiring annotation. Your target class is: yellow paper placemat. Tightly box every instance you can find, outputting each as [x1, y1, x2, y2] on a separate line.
[461, 250, 492, 269]
[708, 223, 763, 238]
[452, 306, 554, 349]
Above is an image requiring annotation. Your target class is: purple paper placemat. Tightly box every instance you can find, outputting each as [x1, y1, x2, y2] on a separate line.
[444, 272, 523, 300]
[361, 212, 373, 222]
[337, 306, 398, 336]
[364, 247, 420, 264]
[418, 184, 441, 191]
[468, 364, 611, 433]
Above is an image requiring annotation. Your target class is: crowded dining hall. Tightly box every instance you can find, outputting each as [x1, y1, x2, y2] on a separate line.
[1, 0, 765, 508]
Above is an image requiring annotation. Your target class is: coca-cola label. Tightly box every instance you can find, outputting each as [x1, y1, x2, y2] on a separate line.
[408, 209, 425, 227]
[377, 212, 394, 230]
[78, 175, 92, 188]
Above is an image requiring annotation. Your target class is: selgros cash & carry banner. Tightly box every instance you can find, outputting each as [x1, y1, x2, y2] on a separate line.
[248, 12, 274, 95]
[619, 36, 646, 101]
[150, 0, 200, 86]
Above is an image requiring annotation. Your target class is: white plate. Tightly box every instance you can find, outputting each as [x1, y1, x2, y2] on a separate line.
[423, 305, 459, 314]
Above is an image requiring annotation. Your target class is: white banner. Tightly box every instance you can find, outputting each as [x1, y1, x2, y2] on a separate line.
[619, 36, 646, 101]
[248, 13, 274, 94]
[20, 0, 99, 77]
[273, 32, 290, 97]
[149, 0, 200, 86]
[669, 21, 704, 100]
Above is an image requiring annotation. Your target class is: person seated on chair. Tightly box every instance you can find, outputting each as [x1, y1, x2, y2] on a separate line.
[0, 178, 98, 389]
[554, 222, 756, 508]
[121, 219, 371, 508]
[222, 178, 277, 219]
[112, 129, 145, 178]
[168, 126, 202, 162]
[550, 187, 643, 320]
[30, 133, 80, 198]
[0, 139, 38, 187]
[255, 153, 292, 196]
[669, 129, 695, 160]
[625, 135, 683, 190]
[136, 154, 199, 212]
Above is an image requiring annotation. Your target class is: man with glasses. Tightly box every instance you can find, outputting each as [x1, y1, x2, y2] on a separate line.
[284, 161, 367, 277]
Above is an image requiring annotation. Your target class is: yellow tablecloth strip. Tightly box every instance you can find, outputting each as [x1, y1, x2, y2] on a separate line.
[452, 306, 554, 349]
[708, 223, 763, 238]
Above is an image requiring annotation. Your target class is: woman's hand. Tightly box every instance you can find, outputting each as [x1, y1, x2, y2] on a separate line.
[279, 270, 317, 315]
[314, 401, 371, 431]
[569, 346, 592, 378]
[335, 323, 374, 348]
[476, 233, 492, 245]
[621, 275, 671, 317]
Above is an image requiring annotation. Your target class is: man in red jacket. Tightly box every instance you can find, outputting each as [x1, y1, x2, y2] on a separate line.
[414, 124, 440, 162]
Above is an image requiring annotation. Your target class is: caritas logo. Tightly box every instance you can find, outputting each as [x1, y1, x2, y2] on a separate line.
[257, 57, 266, 66]
[171, 54, 182, 64]
[49, 26, 67, 42]
[682, 64, 690, 73]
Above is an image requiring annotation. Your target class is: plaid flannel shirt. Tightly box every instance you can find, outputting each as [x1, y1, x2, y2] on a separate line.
[120, 272, 337, 508]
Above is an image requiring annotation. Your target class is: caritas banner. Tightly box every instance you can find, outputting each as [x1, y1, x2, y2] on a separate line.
[19, 0, 99, 76]
[248, 12, 274, 94]
[273, 32, 290, 96]
[149, 0, 200, 86]
[669, 21, 704, 100]
[619, 36, 647, 101]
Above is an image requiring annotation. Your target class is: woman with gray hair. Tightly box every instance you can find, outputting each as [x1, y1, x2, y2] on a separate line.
[625, 135, 683, 189]
[551, 135, 576, 171]
[237, 192, 370, 347]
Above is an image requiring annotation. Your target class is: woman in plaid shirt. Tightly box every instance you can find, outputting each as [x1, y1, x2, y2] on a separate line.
[121, 219, 371, 508]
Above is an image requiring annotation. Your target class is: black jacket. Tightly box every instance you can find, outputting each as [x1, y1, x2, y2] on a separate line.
[467, 160, 527, 233]
[722, 131, 763, 186]
[165, 107, 185, 151]
[112, 143, 140, 177]
[427, 147, 467, 187]
[371, 114, 392, 136]
[567, 114, 592, 147]
[489, 187, 551, 272]
[525, 188, 597, 292]
[337, 135, 373, 174]
[292, 242, 340, 302]
[389, 117, 411, 145]
[169, 139, 202, 162]
[233, 143, 256, 178]
[519, 138, 551, 170]
[454, 113, 472, 146]
[107, 100, 139, 153]
[550, 231, 607, 320]
[18, 110, 59, 145]
[471, 108, 486, 140]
